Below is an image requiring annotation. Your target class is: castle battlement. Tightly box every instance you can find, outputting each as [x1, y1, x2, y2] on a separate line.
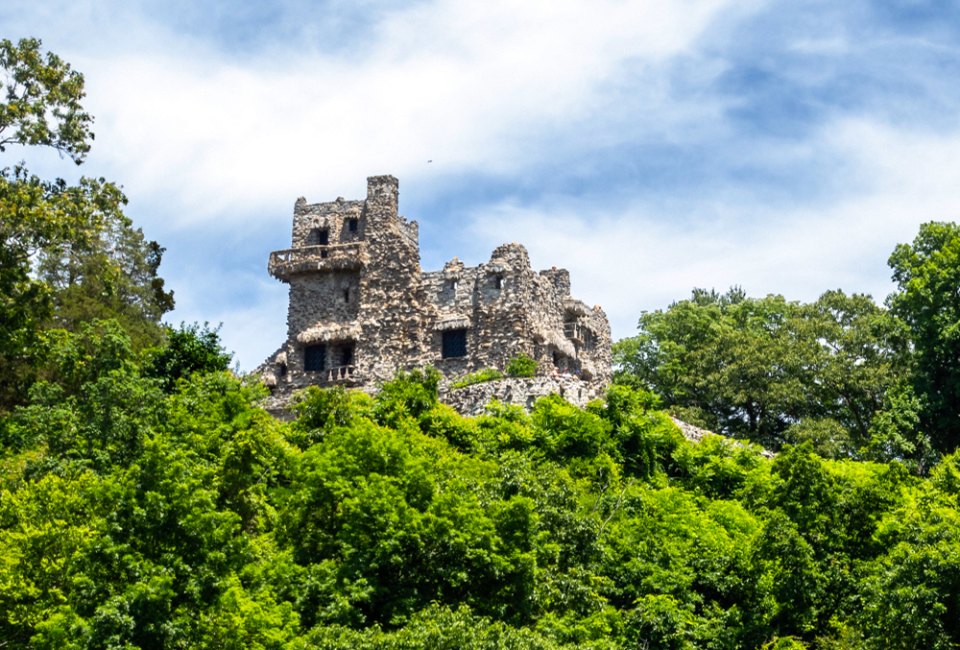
[259, 176, 612, 405]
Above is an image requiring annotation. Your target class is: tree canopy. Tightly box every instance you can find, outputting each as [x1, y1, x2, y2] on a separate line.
[888, 221, 960, 453]
[613, 288, 910, 459]
[4, 340, 958, 649]
[0, 38, 173, 412]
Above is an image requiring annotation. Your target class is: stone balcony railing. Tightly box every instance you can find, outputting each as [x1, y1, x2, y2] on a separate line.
[564, 321, 598, 348]
[268, 243, 366, 280]
[320, 365, 357, 385]
[564, 322, 584, 342]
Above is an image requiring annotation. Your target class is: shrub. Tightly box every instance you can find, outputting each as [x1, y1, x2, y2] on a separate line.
[451, 368, 504, 389]
[506, 353, 537, 378]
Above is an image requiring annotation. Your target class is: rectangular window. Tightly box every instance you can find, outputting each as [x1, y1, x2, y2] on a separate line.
[340, 344, 354, 367]
[304, 344, 326, 372]
[442, 329, 468, 358]
[309, 228, 329, 245]
[347, 218, 359, 233]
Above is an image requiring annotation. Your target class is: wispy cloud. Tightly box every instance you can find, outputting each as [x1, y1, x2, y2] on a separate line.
[467, 115, 960, 341]
[28, 0, 742, 222]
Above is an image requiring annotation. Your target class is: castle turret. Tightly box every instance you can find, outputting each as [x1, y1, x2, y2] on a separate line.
[264, 175, 425, 391]
[266, 185, 368, 388]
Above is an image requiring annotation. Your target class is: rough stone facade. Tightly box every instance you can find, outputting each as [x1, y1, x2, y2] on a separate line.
[440, 376, 607, 417]
[259, 175, 612, 404]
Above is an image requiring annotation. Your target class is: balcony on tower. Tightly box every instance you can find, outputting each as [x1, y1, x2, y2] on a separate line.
[268, 242, 367, 281]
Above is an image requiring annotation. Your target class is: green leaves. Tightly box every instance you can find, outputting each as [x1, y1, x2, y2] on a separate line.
[0, 38, 93, 163]
[3, 357, 960, 647]
[143, 322, 232, 393]
[506, 353, 539, 378]
[0, 40, 172, 412]
[615, 288, 908, 456]
[888, 221, 960, 453]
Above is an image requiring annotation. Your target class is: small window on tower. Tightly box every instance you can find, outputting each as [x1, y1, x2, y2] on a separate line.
[343, 288, 350, 303]
[309, 228, 329, 245]
[340, 344, 354, 367]
[442, 329, 468, 358]
[304, 344, 326, 372]
[347, 218, 359, 233]
[494, 275, 503, 290]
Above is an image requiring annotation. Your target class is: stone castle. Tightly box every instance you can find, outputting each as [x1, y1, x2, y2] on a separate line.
[259, 175, 612, 404]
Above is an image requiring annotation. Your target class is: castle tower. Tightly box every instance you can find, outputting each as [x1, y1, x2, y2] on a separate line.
[265, 175, 423, 390]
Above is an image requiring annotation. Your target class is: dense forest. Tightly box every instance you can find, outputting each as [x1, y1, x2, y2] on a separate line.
[4, 38, 960, 649]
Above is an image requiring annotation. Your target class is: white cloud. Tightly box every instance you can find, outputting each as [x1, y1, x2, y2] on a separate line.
[466, 117, 960, 340]
[65, 0, 746, 226]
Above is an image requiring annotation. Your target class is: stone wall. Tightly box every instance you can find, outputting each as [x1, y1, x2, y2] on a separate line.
[440, 376, 606, 417]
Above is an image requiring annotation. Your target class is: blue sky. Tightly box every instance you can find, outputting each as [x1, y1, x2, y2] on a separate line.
[5, 0, 960, 369]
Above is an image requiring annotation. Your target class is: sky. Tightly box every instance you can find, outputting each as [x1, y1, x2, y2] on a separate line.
[5, 0, 960, 369]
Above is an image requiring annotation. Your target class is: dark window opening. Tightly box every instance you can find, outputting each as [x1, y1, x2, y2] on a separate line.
[278, 362, 287, 377]
[552, 351, 561, 367]
[343, 288, 350, 302]
[449, 279, 458, 292]
[309, 228, 329, 245]
[340, 344, 354, 367]
[347, 218, 359, 233]
[304, 344, 326, 372]
[442, 329, 468, 358]
[494, 275, 503, 290]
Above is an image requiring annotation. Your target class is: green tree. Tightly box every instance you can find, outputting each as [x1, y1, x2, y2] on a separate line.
[614, 288, 905, 453]
[859, 474, 960, 649]
[143, 322, 232, 393]
[35, 179, 175, 346]
[796, 290, 908, 447]
[0, 38, 93, 163]
[614, 288, 812, 445]
[0, 39, 173, 410]
[888, 221, 960, 453]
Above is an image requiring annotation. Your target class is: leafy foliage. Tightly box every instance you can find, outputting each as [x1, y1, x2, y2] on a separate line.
[614, 288, 909, 457]
[0, 37, 93, 163]
[452, 367, 505, 389]
[0, 39, 173, 412]
[7, 351, 955, 648]
[143, 322, 232, 392]
[507, 353, 538, 378]
[888, 221, 960, 454]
